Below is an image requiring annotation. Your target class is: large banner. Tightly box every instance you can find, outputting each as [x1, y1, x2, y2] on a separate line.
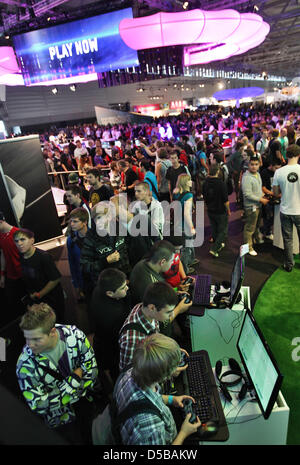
[95, 106, 153, 126]
[13, 8, 139, 86]
[0, 135, 62, 242]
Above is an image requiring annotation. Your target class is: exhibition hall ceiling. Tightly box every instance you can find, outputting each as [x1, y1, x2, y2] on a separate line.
[0, 0, 299, 78]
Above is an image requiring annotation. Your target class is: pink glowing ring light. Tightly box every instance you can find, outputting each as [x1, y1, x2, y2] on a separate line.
[0, 46, 20, 76]
[119, 9, 270, 65]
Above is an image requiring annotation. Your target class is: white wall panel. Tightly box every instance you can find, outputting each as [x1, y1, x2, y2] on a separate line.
[4, 77, 273, 128]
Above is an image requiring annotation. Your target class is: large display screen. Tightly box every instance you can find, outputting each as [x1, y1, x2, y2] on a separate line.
[237, 310, 283, 419]
[13, 8, 139, 86]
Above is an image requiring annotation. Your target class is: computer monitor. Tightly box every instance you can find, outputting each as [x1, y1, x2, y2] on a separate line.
[228, 254, 245, 309]
[237, 310, 283, 419]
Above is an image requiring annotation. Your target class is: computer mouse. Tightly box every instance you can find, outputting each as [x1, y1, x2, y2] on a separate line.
[198, 421, 219, 439]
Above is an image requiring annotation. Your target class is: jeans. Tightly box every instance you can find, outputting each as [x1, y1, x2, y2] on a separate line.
[243, 207, 262, 251]
[181, 235, 195, 272]
[208, 212, 228, 253]
[280, 213, 300, 267]
[261, 203, 274, 236]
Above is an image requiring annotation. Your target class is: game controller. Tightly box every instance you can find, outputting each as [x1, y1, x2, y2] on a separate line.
[180, 292, 192, 304]
[178, 352, 189, 367]
[182, 398, 197, 424]
[182, 277, 194, 286]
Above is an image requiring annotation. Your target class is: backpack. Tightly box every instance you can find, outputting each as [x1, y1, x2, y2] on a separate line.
[91, 369, 163, 445]
[187, 153, 199, 179]
[254, 134, 262, 151]
[220, 162, 233, 195]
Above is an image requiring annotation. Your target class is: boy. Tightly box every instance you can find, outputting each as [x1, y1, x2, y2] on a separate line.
[14, 228, 65, 321]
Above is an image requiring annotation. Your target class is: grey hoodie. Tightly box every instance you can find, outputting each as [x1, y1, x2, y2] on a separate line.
[241, 170, 263, 209]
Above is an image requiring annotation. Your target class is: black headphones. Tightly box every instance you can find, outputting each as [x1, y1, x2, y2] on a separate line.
[213, 281, 242, 309]
[215, 358, 248, 402]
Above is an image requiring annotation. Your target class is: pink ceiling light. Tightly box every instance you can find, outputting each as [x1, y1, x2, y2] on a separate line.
[0, 46, 20, 75]
[119, 9, 270, 64]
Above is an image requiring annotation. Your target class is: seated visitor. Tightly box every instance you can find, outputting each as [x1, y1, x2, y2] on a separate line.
[113, 333, 200, 445]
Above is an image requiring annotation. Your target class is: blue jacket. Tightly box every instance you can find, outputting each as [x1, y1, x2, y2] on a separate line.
[67, 232, 84, 289]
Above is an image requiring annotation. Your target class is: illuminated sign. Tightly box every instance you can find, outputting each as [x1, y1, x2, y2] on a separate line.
[134, 104, 161, 113]
[170, 100, 187, 109]
[13, 8, 139, 86]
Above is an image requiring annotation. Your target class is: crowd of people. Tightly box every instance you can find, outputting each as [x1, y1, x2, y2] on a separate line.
[1, 101, 300, 445]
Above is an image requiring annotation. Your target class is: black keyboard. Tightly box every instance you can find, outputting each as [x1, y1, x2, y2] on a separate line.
[193, 274, 212, 306]
[183, 350, 220, 424]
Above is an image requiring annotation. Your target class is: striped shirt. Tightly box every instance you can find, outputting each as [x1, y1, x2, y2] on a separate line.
[119, 303, 160, 371]
[115, 368, 177, 445]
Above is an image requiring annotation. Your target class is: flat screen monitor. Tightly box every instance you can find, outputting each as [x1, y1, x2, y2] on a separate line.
[13, 8, 139, 86]
[237, 310, 283, 419]
[228, 254, 245, 309]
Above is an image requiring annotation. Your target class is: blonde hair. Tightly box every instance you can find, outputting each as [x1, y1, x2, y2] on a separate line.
[132, 333, 181, 389]
[91, 201, 110, 220]
[176, 173, 191, 193]
[19, 303, 56, 335]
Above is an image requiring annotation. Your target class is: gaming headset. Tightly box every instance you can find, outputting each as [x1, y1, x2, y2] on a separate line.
[213, 281, 242, 309]
[215, 358, 248, 402]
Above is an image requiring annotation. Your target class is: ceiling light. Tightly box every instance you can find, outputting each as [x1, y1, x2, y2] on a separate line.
[183, 2, 189, 9]
[69, 84, 76, 92]
[218, 82, 224, 89]
[51, 87, 58, 95]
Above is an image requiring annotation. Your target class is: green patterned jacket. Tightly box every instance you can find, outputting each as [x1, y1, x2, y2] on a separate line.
[16, 324, 98, 428]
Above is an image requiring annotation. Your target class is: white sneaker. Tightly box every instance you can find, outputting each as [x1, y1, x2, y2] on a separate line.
[249, 250, 258, 256]
[265, 234, 274, 241]
[255, 237, 264, 244]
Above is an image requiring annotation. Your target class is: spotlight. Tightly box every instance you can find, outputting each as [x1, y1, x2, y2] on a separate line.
[217, 82, 224, 89]
[69, 84, 76, 92]
[5, 34, 10, 40]
[51, 87, 58, 95]
[183, 1, 189, 9]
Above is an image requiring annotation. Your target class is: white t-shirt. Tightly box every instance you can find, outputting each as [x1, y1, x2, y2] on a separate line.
[273, 164, 300, 215]
[74, 146, 88, 160]
[129, 198, 164, 238]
